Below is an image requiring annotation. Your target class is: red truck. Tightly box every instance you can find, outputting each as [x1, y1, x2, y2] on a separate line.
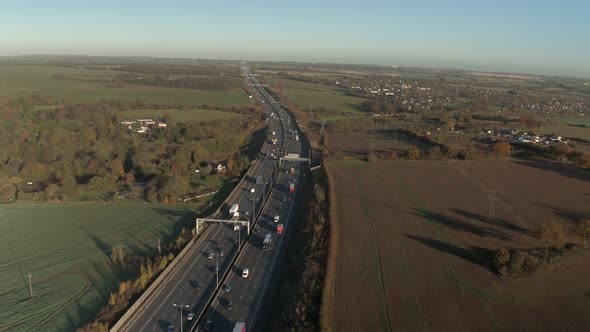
[277, 224, 284, 235]
[289, 183, 295, 194]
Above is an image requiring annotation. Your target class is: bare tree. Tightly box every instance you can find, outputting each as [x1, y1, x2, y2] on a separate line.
[537, 223, 566, 263]
[573, 219, 590, 248]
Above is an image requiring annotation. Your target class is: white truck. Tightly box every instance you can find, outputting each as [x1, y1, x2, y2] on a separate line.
[229, 203, 239, 216]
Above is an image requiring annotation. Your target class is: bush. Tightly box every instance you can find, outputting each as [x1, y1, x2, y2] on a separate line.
[427, 146, 443, 160]
[523, 255, 542, 273]
[458, 146, 479, 160]
[494, 141, 512, 156]
[405, 145, 421, 159]
[507, 250, 526, 274]
[493, 248, 511, 273]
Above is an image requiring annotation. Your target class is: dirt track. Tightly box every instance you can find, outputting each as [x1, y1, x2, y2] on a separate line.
[324, 158, 590, 332]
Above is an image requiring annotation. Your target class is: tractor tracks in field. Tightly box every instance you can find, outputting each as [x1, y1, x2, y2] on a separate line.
[359, 182, 394, 332]
[394, 174, 504, 332]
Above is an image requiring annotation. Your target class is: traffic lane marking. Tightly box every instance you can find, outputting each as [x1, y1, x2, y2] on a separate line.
[135, 224, 225, 331]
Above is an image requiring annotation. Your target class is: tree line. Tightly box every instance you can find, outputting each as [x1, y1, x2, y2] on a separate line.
[117, 73, 243, 91]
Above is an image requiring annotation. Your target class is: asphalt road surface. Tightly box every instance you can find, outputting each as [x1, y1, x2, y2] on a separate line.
[196, 68, 305, 332]
[120, 90, 288, 331]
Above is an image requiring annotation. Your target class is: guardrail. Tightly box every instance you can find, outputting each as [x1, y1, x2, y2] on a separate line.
[111, 230, 206, 331]
[112, 74, 280, 332]
[189, 156, 281, 332]
[111, 158, 265, 331]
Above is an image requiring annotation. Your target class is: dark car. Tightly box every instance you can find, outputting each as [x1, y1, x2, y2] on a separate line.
[227, 301, 234, 310]
[166, 325, 176, 332]
[204, 320, 213, 331]
[196, 281, 203, 290]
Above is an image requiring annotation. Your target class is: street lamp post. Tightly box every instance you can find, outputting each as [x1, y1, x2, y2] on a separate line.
[215, 254, 219, 289]
[172, 303, 190, 332]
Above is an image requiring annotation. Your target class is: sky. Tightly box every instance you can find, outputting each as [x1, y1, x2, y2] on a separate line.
[1, 0, 589, 78]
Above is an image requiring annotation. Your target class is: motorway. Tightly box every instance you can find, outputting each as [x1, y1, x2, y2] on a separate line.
[195, 69, 305, 331]
[118, 68, 299, 332]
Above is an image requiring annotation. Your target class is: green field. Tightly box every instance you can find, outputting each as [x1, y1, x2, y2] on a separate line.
[0, 202, 202, 331]
[538, 124, 590, 141]
[266, 77, 367, 119]
[556, 117, 590, 126]
[121, 108, 241, 123]
[0, 65, 249, 105]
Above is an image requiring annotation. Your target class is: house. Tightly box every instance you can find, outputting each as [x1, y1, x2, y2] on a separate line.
[137, 119, 156, 126]
[216, 163, 227, 173]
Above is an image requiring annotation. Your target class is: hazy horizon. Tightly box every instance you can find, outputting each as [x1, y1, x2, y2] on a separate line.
[2, 0, 589, 79]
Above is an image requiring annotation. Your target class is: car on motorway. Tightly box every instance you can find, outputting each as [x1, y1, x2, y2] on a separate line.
[282, 196, 287, 202]
[274, 215, 280, 223]
[207, 252, 214, 259]
[234, 239, 239, 245]
[242, 268, 249, 278]
[204, 320, 213, 331]
[166, 325, 176, 332]
[195, 281, 203, 290]
[225, 284, 232, 292]
[187, 312, 195, 321]
[227, 301, 234, 310]
[220, 249, 224, 256]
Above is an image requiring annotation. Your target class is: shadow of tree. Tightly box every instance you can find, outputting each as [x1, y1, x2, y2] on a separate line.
[451, 208, 531, 235]
[407, 208, 512, 241]
[81, 226, 112, 258]
[404, 234, 495, 271]
[532, 202, 589, 225]
[511, 157, 590, 182]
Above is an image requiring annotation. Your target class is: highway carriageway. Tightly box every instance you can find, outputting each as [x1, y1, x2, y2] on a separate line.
[194, 70, 306, 332]
[115, 104, 287, 332]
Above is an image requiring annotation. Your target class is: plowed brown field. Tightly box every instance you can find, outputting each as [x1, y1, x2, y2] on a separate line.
[324, 158, 590, 332]
[328, 129, 428, 157]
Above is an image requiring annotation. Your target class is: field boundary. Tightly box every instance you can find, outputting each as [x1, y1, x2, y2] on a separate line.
[320, 162, 338, 332]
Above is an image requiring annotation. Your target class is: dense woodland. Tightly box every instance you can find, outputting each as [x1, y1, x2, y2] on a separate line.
[0, 96, 265, 202]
